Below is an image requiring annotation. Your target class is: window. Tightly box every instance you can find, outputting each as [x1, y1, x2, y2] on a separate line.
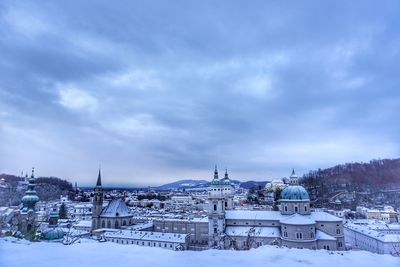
[310, 232, 314, 238]
[304, 206, 307, 212]
[284, 206, 288, 212]
[214, 228, 217, 233]
[225, 202, 227, 208]
[338, 242, 342, 248]
[296, 233, 303, 239]
[214, 204, 217, 211]
[336, 229, 341, 234]
[294, 206, 298, 212]
[284, 231, 288, 237]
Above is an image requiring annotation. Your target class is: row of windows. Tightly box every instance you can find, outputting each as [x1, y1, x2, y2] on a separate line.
[283, 232, 314, 239]
[283, 206, 308, 212]
[155, 225, 195, 232]
[99, 219, 132, 229]
[111, 239, 175, 248]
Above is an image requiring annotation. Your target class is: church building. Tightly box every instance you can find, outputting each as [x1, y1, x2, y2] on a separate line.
[91, 169, 133, 231]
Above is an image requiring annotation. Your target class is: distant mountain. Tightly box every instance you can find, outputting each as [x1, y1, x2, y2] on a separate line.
[239, 180, 268, 190]
[155, 179, 209, 190]
[155, 178, 267, 190]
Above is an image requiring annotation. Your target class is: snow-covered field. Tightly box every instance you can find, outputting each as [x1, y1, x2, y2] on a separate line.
[1, 238, 399, 267]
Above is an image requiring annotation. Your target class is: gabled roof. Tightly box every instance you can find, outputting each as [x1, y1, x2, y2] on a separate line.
[101, 199, 131, 217]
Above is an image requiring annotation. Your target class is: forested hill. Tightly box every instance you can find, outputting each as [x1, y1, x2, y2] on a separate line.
[302, 158, 400, 199]
[0, 174, 76, 206]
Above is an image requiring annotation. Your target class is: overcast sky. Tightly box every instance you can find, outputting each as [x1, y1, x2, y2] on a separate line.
[0, 1, 399, 186]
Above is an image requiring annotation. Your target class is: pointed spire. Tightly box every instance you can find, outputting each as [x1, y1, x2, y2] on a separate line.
[290, 168, 298, 185]
[224, 168, 229, 179]
[31, 167, 35, 178]
[214, 164, 219, 179]
[96, 167, 102, 187]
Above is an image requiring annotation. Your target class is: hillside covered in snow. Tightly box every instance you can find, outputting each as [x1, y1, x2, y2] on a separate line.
[0, 238, 399, 267]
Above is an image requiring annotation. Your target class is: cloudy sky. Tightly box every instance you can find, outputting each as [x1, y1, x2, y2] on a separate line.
[0, 1, 399, 186]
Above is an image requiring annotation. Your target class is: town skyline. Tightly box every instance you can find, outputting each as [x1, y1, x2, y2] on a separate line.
[1, 1, 399, 185]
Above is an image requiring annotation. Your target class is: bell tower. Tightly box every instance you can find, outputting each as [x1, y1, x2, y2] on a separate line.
[208, 165, 234, 248]
[91, 167, 103, 231]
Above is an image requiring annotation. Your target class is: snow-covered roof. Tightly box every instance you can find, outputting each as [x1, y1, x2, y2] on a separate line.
[74, 220, 92, 228]
[309, 212, 343, 222]
[225, 226, 280, 237]
[104, 230, 187, 243]
[225, 210, 342, 224]
[153, 217, 208, 223]
[101, 199, 132, 217]
[344, 222, 400, 243]
[281, 214, 315, 225]
[225, 210, 283, 221]
[316, 230, 336, 241]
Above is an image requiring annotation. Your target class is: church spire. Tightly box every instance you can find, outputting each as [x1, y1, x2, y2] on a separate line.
[224, 168, 229, 179]
[214, 164, 219, 179]
[96, 167, 102, 187]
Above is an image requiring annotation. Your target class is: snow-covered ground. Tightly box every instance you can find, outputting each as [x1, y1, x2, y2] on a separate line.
[1, 238, 399, 267]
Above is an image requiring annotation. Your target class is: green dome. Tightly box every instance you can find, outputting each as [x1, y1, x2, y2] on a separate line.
[211, 178, 221, 186]
[42, 227, 64, 240]
[21, 194, 39, 206]
[280, 185, 310, 200]
[221, 178, 231, 185]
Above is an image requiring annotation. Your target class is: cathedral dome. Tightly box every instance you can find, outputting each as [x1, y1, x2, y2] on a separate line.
[211, 178, 221, 186]
[42, 227, 64, 240]
[21, 194, 39, 206]
[280, 185, 310, 200]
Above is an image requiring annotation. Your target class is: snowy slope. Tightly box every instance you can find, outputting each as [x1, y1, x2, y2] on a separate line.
[0, 238, 399, 267]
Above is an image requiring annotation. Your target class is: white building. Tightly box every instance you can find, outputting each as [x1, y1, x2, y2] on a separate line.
[344, 220, 400, 256]
[103, 229, 189, 250]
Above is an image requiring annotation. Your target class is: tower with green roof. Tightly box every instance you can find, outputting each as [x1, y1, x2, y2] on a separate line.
[208, 165, 234, 248]
[18, 167, 40, 237]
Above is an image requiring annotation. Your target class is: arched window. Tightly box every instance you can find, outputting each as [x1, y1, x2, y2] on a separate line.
[294, 206, 298, 212]
[304, 206, 307, 212]
[115, 220, 119, 228]
[107, 221, 111, 228]
[123, 220, 126, 226]
[284, 206, 288, 212]
[102, 220, 105, 228]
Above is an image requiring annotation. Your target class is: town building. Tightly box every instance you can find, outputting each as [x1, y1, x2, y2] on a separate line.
[344, 220, 400, 256]
[103, 229, 188, 250]
[152, 167, 345, 251]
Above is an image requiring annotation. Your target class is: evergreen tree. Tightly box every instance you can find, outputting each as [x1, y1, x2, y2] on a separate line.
[59, 203, 68, 219]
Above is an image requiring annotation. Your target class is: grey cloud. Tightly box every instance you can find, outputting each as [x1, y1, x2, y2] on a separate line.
[0, 0, 399, 186]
